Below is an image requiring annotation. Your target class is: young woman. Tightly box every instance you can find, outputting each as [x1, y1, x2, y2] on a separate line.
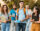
[0, 5, 10, 31]
[31, 6, 40, 31]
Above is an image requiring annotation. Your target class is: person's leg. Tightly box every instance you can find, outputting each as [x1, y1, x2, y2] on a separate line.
[31, 23, 35, 31]
[35, 24, 40, 31]
[13, 22, 15, 31]
[16, 23, 21, 31]
[6, 23, 10, 31]
[1, 23, 6, 31]
[26, 22, 27, 31]
[29, 22, 32, 31]
[22, 23, 26, 31]
[10, 21, 14, 31]
[27, 19, 30, 31]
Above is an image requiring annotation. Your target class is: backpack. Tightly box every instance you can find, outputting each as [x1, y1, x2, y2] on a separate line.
[17, 8, 26, 19]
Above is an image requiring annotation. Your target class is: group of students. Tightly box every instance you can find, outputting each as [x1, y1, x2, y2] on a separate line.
[0, 1, 40, 31]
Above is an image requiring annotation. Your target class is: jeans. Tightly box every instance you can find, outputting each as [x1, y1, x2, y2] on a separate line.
[10, 21, 15, 31]
[16, 23, 26, 31]
[26, 19, 32, 31]
[1, 23, 10, 31]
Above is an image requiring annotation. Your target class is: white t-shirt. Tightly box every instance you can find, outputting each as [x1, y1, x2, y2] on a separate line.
[27, 9, 33, 15]
[26, 9, 33, 19]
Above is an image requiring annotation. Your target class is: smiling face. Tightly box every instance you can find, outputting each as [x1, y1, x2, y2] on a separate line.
[19, 2, 24, 8]
[13, 4, 16, 9]
[33, 7, 38, 13]
[2, 5, 8, 14]
[4, 6, 7, 12]
[25, 5, 29, 9]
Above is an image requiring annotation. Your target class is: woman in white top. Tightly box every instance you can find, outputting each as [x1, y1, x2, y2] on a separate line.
[0, 5, 10, 31]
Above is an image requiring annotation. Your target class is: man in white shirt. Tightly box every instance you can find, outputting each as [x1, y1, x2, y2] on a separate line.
[25, 5, 32, 31]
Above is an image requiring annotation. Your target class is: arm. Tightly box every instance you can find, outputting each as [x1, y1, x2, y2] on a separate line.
[21, 15, 29, 22]
[35, 17, 40, 23]
[30, 19, 34, 22]
[30, 15, 35, 22]
[7, 11, 11, 21]
[16, 15, 18, 20]
[24, 15, 29, 20]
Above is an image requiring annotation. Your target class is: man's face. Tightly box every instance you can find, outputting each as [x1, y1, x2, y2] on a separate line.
[13, 5, 16, 8]
[19, 2, 24, 8]
[25, 5, 29, 9]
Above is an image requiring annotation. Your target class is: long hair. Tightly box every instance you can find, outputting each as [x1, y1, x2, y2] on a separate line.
[1, 5, 8, 14]
[35, 6, 39, 15]
[33, 6, 39, 15]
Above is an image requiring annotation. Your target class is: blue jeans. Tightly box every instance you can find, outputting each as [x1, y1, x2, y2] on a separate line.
[1, 23, 10, 31]
[16, 23, 26, 31]
[26, 19, 32, 31]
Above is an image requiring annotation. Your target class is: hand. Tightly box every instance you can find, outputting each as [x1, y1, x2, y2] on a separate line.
[31, 19, 34, 22]
[33, 19, 35, 21]
[32, 19, 34, 22]
[21, 20, 24, 22]
[2, 21, 6, 23]
[35, 21, 40, 23]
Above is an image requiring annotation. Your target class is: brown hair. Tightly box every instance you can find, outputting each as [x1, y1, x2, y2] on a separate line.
[0, 4, 1, 7]
[12, 3, 16, 6]
[19, 1, 24, 3]
[1, 5, 8, 14]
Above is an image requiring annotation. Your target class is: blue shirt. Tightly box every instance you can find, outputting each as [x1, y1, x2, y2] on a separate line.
[16, 8, 28, 23]
[10, 9, 16, 20]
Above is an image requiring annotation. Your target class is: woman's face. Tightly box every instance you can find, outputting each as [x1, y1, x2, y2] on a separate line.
[33, 7, 37, 13]
[3, 6, 7, 12]
[13, 5, 16, 8]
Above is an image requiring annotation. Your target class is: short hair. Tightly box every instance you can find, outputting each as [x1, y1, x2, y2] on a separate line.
[19, 1, 24, 3]
[12, 3, 16, 6]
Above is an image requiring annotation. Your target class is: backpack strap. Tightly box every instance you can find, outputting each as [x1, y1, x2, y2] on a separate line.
[24, 8, 26, 14]
[17, 8, 26, 20]
[17, 8, 26, 15]
[16, 9, 19, 20]
[24, 8, 26, 17]
[17, 9, 19, 14]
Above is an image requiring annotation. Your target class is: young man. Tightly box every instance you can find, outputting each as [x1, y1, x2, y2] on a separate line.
[9, 4, 16, 31]
[25, 5, 32, 31]
[16, 1, 28, 31]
